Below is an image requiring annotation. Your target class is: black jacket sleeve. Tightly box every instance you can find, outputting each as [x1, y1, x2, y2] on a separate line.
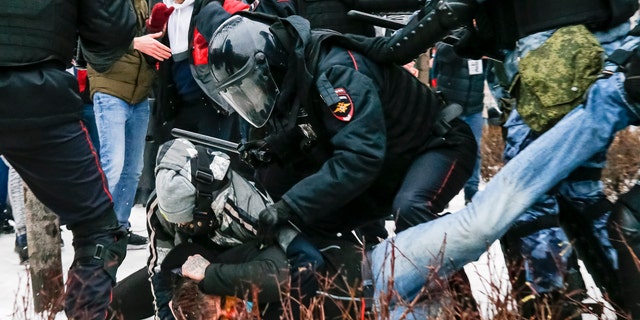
[283, 58, 386, 225]
[199, 241, 289, 303]
[78, 0, 137, 72]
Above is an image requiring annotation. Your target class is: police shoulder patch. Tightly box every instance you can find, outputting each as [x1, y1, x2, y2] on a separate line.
[330, 88, 354, 122]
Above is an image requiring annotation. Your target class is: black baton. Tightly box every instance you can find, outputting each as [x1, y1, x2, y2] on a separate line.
[171, 128, 240, 154]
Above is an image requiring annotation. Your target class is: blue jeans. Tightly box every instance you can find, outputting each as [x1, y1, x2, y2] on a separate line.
[458, 112, 483, 201]
[370, 44, 640, 319]
[94, 92, 150, 228]
[502, 110, 614, 294]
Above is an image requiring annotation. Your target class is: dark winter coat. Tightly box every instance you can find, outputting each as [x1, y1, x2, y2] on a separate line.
[254, 17, 454, 236]
[432, 42, 487, 116]
[0, 0, 135, 130]
[87, 0, 156, 105]
[256, 0, 376, 36]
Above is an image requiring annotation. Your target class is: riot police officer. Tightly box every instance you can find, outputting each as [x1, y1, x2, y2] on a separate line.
[207, 13, 479, 316]
[0, 1, 135, 319]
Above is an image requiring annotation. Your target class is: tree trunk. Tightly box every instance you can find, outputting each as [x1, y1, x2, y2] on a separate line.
[24, 187, 64, 314]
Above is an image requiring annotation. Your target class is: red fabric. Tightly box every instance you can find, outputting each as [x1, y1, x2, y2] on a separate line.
[76, 68, 88, 93]
[146, 3, 175, 33]
[192, 27, 209, 65]
[222, 0, 250, 14]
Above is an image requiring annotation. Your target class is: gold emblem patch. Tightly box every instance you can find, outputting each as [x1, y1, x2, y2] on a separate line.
[331, 88, 354, 121]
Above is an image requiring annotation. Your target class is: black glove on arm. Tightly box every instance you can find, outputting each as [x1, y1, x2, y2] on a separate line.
[451, 5, 504, 61]
[237, 139, 273, 168]
[257, 200, 296, 249]
[452, 26, 504, 61]
[238, 128, 304, 168]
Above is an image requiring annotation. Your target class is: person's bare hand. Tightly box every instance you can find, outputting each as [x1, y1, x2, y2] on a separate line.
[181, 254, 210, 282]
[133, 32, 172, 61]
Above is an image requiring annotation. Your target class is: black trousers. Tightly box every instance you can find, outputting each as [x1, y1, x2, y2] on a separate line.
[0, 120, 113, 226]
[0, 119, 124, 319]
[393, 118, 477, 232]
[111, 241, 288, 320]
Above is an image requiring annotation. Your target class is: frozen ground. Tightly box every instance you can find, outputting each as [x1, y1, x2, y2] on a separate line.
[0, 187, 616, 319]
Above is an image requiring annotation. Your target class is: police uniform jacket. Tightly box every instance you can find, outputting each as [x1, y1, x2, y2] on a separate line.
[256, 17, 470, 235]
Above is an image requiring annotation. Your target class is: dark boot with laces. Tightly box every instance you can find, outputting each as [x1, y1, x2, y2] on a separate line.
[127, 230, 148, 250]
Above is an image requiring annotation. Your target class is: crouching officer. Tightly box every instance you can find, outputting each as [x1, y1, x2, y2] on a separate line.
[0, 1, 135, 319]
[206, 12, 477, 311]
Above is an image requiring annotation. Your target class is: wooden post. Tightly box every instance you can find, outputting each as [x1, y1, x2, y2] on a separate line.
[24, 186, 64, 314]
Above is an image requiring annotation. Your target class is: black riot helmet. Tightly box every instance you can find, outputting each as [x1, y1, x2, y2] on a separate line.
[208, 15, 288, 128]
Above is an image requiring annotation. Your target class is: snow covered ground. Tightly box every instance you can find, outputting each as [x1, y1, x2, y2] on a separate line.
[0, 187, 616, 319]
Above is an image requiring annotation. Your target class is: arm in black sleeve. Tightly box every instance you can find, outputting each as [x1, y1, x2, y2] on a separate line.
[199, 243, 289, 303]
[343, 0, 476, 64]
[78, 0, 137, 72]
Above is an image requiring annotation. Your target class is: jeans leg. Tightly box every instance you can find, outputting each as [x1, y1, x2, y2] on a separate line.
[112, 99, 149, 228]
[501, 110, 585, 300]
[459, 112, 484, 202]
[7, 165, 26, 235]
[371, 73, 637, 313]
[94, 92, 130, 227]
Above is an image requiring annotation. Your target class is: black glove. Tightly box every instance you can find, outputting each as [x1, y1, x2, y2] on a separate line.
[453, 26, 503, 60]
[451, 5, 503, 61]
[237, 139, 273, 168]
[257, 201, 294, 249]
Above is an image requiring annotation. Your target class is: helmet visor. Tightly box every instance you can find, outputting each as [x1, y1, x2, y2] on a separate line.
[215, 53, 279, 128]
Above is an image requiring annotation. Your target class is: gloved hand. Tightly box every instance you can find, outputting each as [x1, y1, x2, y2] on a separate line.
[237, 139, 273, 168]
[451, 6, 503, 61]
[257, 201, 294, 249]
[453, 27, 503, 60]
[146, 3, 175, 33]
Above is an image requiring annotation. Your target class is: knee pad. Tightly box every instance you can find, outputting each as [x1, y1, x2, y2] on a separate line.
[70, 215, 128, 283]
